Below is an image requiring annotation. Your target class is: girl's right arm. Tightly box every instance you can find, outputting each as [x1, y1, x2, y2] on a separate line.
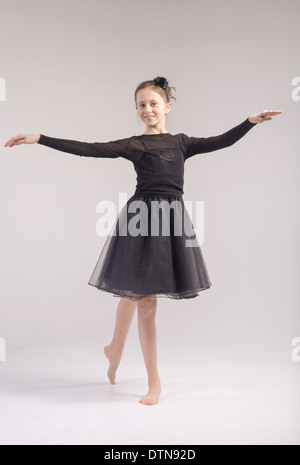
[4, 133, 131, 159]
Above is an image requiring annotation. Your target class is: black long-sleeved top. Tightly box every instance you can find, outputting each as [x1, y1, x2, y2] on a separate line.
[38, 117, 257, 197]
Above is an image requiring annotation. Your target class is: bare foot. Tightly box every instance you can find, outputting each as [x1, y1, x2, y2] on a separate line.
[139, 378, 161, 406]
[104, 344, 122, 385]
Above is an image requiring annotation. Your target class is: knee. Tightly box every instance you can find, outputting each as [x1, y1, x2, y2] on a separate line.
[137, 296, 157, 318]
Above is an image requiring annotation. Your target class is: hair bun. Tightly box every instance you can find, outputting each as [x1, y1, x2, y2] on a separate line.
[153, 76, 168, 91]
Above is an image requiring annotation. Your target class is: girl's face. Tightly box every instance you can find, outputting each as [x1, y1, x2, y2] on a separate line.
[136, 88, 172, 130]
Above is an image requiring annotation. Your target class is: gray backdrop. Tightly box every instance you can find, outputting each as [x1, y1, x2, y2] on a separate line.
[0, 0, 299, 367]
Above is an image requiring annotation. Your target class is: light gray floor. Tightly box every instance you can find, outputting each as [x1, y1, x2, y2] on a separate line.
[0, 342, 299, 445]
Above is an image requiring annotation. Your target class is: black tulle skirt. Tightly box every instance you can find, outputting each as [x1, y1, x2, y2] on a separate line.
[88, 195, 212, 300]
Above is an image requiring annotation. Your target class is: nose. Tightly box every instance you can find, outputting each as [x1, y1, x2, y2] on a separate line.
[144, 104, 152, 113]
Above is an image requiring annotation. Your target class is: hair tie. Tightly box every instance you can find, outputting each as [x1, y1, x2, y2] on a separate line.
[153, 76, 168, 91]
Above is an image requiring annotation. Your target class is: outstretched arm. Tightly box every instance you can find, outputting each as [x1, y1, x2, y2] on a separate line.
[185, 109, 284, 160]
[4, 133, 131, 159]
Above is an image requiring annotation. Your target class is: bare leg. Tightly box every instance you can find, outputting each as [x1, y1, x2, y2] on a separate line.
[137, 296, 161, 406]
[104, 296, 136, 384]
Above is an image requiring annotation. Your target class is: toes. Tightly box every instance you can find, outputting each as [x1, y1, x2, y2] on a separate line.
[109, 375, 116, 384]
[139, 397, 156, 405]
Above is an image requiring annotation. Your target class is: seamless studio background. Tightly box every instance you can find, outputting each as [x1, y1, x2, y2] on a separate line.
[0, 0, 299, 446]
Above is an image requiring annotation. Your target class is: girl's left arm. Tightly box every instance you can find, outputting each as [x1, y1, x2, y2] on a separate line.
[184, 109, 284, 160]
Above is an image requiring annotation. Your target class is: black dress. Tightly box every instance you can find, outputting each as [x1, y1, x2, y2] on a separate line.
[38, 117, 257, 300]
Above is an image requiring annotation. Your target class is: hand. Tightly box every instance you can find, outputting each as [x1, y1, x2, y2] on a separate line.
[4, 134, 41, 147]
[248, 109, 284, 124]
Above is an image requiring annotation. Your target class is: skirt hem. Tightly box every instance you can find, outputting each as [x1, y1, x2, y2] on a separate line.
[87, 282, 212, 301]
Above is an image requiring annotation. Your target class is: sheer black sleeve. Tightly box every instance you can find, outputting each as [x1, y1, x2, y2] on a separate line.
[37, 134, 131, 159]
[184, 118, 257, 161]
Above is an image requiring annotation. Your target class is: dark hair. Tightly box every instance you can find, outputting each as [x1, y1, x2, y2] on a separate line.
[134, 76, 176, 106]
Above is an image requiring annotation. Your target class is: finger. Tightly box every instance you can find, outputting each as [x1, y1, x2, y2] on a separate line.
[4, 141, 17, 147]
[264, 110, 284, 116]
[4, 138, 15, 147]
[4, 135, 22, 147]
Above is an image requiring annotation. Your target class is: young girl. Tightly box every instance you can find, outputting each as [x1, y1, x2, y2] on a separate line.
[4, 76, 283, 406]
